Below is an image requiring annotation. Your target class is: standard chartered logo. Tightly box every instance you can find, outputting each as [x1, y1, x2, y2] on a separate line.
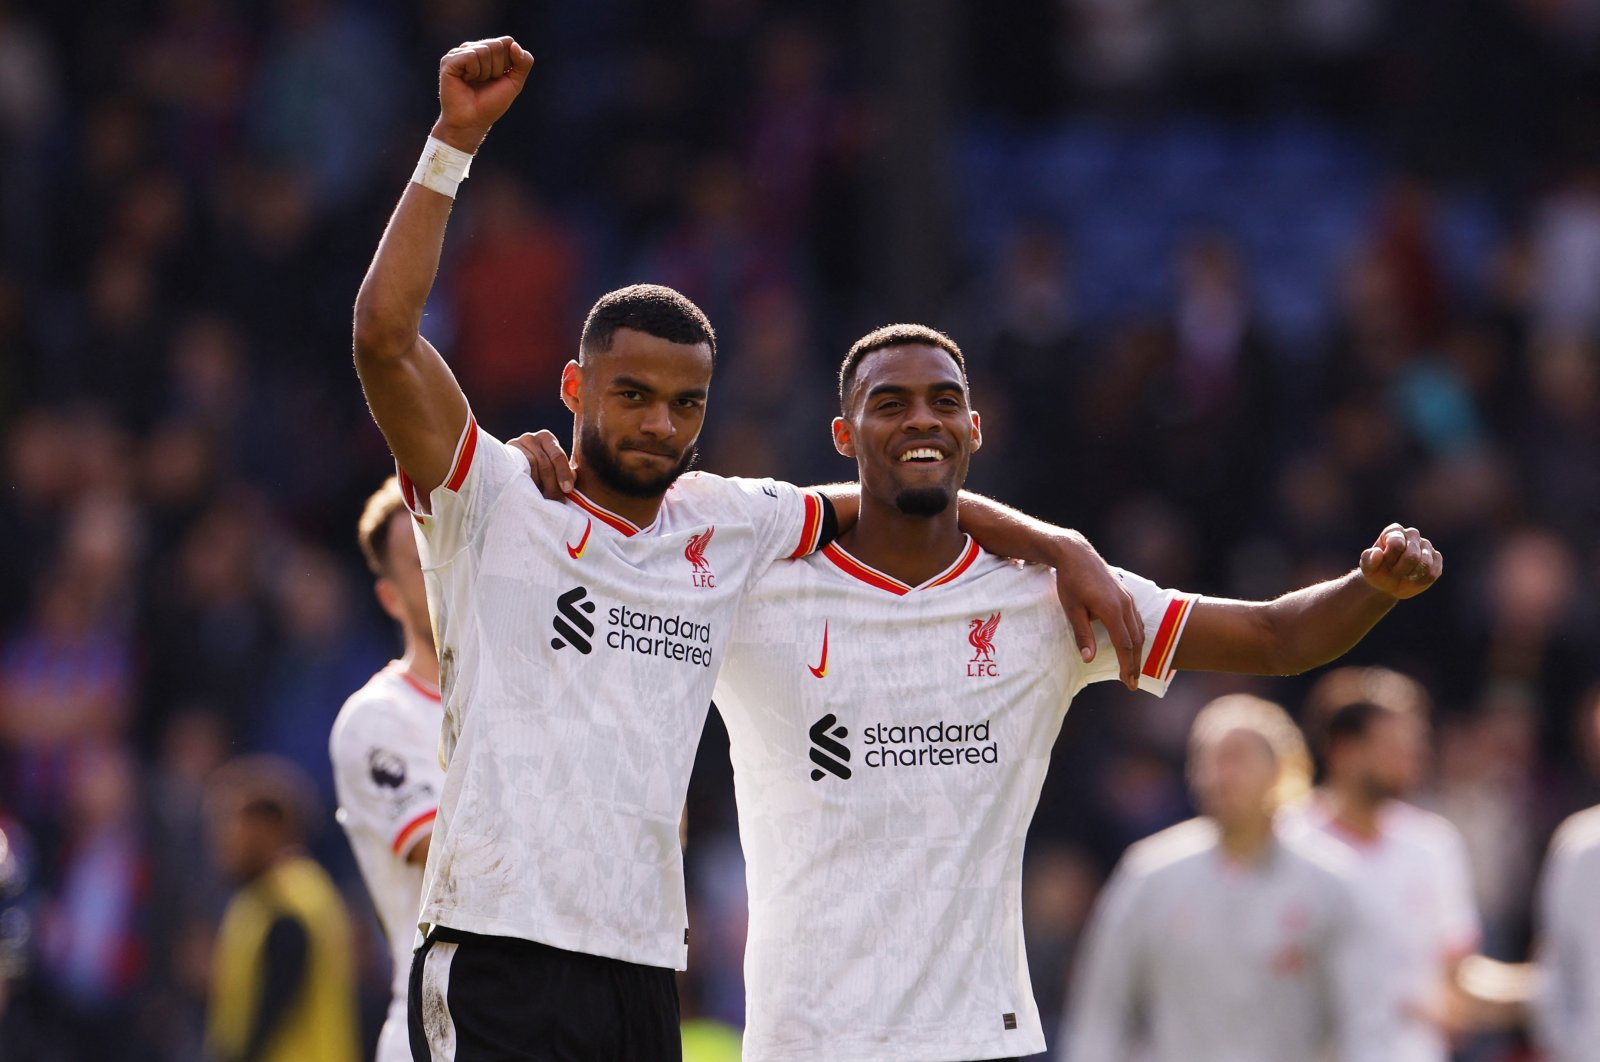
[549, 586, 596, 653]
[807, 714, 998, 780]
[808, 714, 851, 780]
[548, 586, 713, 667]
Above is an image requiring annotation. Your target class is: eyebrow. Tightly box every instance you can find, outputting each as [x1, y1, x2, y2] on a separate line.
[612, 375, 708, 401]
[864, 379, 965, 401]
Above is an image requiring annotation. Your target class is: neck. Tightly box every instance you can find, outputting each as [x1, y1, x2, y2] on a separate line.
[1216, 813, 1275, 863]
[573, 466, 665, 529]
[838, 491, 966, 586]
[1324, 782, 1385, 840]
[399, 632, 439, 688]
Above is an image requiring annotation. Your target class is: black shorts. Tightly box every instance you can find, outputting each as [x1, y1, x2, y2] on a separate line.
[408, 925, 681, 1061]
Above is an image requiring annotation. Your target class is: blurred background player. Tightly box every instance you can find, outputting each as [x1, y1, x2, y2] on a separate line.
[205, 755, 358, 1062]
[1283, 667, 1525, 1061]
[1063, 693, 1382, 1060]
[329, 477, 444, 1062]
[1530, 689, 1600, 1061]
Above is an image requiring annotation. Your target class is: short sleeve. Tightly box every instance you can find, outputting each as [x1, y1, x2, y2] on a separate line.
[1078, 567, 1197, 697]
[330, 699, 445, 859]
[714, 476, 828, 571]
[396, 414, 527, 565]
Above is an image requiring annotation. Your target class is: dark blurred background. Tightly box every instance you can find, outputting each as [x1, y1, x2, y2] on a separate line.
[2, 0, 1599, 1058]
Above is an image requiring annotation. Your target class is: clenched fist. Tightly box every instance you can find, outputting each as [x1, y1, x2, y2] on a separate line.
[433, 36, 535, 154]
[1359, 523, 1443, 600]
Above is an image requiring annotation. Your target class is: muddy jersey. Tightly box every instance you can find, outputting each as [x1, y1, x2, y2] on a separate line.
[399, 416, 825, 970]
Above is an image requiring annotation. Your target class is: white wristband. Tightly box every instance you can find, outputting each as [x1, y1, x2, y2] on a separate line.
[412, 136, 474, 198]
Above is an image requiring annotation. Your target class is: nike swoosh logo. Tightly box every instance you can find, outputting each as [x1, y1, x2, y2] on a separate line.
[566, 519, 591, 560]
[808, 622, 829, 679]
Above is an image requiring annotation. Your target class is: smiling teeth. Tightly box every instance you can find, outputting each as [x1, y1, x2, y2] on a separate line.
[899, 448, 944, 462]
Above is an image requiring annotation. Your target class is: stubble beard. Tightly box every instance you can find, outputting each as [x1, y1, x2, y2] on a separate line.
[579, 423, 698, 499]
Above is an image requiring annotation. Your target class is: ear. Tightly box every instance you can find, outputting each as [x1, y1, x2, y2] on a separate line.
[374, 577, 405, 625]
[560, 361, 582, 415]
[831, 416, 855, 458]
[969, 410, 983, 452]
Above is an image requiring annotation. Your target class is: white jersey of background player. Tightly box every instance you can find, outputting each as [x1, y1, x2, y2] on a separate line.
[710, 324, 1445, 1061]
[1532, 694, 1600, 1062]
[1064, 695, 1386, 1062]
[329, 478, 446, 1062]
[1279, 667, 1485, 1062]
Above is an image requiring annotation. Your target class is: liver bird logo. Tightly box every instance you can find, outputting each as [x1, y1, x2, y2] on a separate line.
[967, 612, 1001, 662]
[685, 526, 715, 573]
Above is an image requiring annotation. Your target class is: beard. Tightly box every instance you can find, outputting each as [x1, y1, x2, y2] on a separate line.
[894, 486, 952, 516]
[579, 423, 698, 498]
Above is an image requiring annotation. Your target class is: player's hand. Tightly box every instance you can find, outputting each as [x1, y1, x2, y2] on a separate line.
[1359, 523, 1443, 600]
[434, 37, 534, 153]
[509, 430, 575, 498]
[1052, 533, 1146, 689]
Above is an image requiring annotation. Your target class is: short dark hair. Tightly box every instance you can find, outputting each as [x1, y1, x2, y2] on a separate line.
[357, 476, 408, 576]
[838, 323, 967, 412]
[1304, 666, 1432, 763]
[207, 754, 320, 842]
[579, 284, 716, 363]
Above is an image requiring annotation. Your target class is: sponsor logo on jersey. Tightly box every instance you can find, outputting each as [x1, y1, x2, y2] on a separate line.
[685, 526, 715, 588]
[806, 712, 999, 779]
[566, 519, 592, 560]
[550, 586, 596, 653]
[808, 622, 829, 678]
[548, 585, 714, 666]
[808, 713, 851, 780]
[967, 611, 1001, 677]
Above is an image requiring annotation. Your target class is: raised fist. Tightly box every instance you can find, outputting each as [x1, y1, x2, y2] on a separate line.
[434, 36, 534, 153]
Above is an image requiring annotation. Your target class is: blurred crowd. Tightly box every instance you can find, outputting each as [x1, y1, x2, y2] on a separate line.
[1, 0, 1599, 1058]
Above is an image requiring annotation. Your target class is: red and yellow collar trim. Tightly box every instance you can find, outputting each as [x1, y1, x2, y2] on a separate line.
[566, 490, 658, 538]
[821, 536, 980, 596]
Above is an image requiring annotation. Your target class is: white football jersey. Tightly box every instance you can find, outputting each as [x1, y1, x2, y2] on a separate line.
[329, 661, 445, 1061]
[1532, 804, 1600, 1062]
[712, 541, 1194, 1061]
[1063, 818, 1387, 1062]
[1279, 796, 1481, 1062]
[397, 416, 825, 970]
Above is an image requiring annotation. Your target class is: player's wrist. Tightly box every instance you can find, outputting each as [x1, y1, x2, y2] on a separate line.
[1045, 528, 1097, 568]
[429, 119, 488, 156]
[413, 133, 476, 199]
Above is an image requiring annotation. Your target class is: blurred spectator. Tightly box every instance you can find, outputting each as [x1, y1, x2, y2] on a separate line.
[448, 169, 582, 429]
[32, 744, 152, 1062]
[246, 0, 404, 213]
[204, 755, 358, 1062]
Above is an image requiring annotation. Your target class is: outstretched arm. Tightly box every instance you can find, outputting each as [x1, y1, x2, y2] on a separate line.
[1174, 524, 1442, 675]
[352, 37, 534, 493]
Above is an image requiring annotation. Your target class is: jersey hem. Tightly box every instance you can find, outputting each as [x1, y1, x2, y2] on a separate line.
[419, 907, 689, 972]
